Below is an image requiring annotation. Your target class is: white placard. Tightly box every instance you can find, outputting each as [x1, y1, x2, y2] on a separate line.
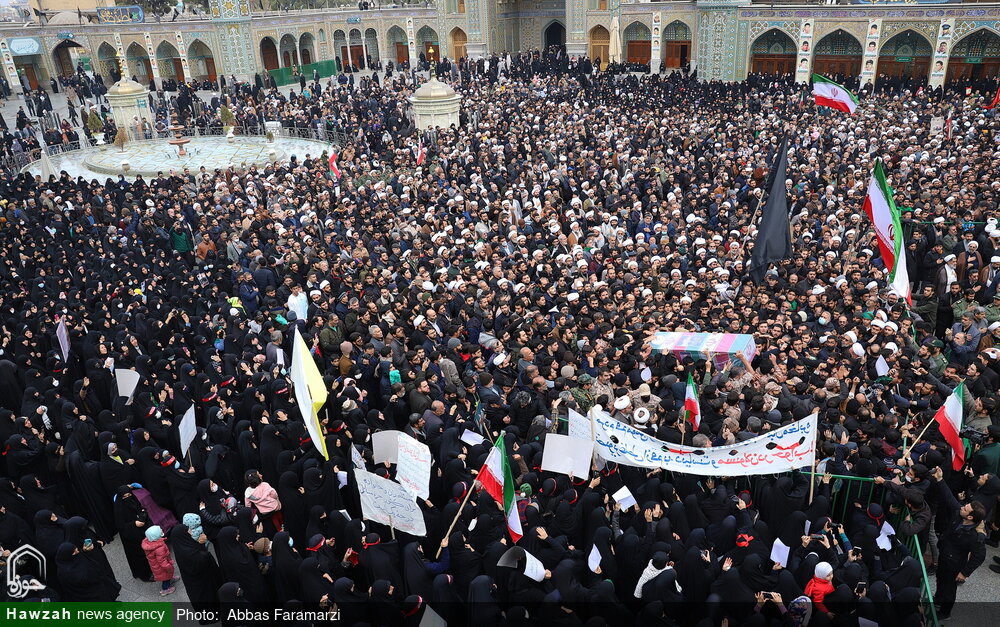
[396, 433, 432, 500]
[56, 319, 70, 361]
[460, 429, 485, 447]
[568, 408, 591, 440]
[612, 485, 637, 510]
[351, 444, 365, 469]
[541, 433, 593, 478]
[592, 408, 817, 476]
[354, 468, 426, 536]
[337, 471, 348, 487]
[770, 538, 790, 568]
[115, 368, 141, 400]
[588, 543, 602, 573]
[179, 404, 197, 459]
[419, 605, 446, 627]
[876, 520, 895, 550]
[875, 355, 890, 377]
[497, 546, 546, 582]
[372, 430, 400, 464]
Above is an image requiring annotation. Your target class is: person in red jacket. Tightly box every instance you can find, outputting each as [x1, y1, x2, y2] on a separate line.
[804, 561, 835, 616]
[141, 525, 177, 596]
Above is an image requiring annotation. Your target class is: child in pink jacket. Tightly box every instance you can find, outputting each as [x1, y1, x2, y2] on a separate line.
[141, 525, 176, 595]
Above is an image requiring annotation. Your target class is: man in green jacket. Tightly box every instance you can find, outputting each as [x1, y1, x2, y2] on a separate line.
[170, 220, 193, 258]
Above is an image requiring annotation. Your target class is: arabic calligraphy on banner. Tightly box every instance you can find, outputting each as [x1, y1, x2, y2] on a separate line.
[591, 409, 817, 476]
[96, 6, 145, 24]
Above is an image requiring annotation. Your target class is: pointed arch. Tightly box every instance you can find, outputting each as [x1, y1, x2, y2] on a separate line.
[417, 26, 439, 62]
[623, 21, 651, 64]
[543, 21, 566, 49]
[877, 29, 932, 80]
[260, 36, 278, 72]
[299, 32, 315, 66]
[947, 27, 1000, 83]
[750, 29, 796, 75]
[155, 40, 182, 81]
[187, 39, 216, 81]
[125, 41, 152, 82]
[387, 25, 408, 65]
[449, 27, 468, 61]
[279, 33, 298, 68]
[589, 25, 610, 69]
[662, 20, 692, 69]
[813, 28, 863, 78]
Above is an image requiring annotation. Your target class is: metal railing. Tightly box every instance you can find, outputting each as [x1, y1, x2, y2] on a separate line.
[727, 471, 938, 626]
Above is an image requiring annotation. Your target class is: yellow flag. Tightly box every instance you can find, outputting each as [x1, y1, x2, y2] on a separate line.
[290, 327, 329, 460]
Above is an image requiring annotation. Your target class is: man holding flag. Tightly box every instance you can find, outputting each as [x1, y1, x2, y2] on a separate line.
[863, 159, 912, 304]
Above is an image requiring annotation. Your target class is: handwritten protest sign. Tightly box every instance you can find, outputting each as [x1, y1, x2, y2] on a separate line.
[541, 433, 593, 478]
[568, 408, 592, 440]
[396, 434, 432, 499]
[591, 408, 817, 476]
[497, 546, 546, 582]
[355, 469, 426, 536]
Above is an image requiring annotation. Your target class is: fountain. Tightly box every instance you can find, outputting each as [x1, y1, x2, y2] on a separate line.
[168, 110, 190, 156]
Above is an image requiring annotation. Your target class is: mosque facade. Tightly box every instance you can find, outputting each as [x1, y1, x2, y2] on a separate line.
[4, 0, 1000, 94]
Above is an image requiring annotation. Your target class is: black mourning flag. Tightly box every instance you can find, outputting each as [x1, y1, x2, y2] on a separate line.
[748, 136, 793, 282]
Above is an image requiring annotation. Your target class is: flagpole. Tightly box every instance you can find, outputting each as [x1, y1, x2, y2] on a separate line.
[435, 480, 476, 558]
[903, 419, 936, 457]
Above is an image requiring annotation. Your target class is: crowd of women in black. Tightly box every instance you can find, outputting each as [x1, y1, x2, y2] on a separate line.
[1, 50, 1000, 626]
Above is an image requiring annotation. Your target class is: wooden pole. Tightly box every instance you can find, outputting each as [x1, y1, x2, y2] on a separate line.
[435, 479, 476, 558]
[808, 459, 817, 505]
[388, 515, 396, 540]
[903, 420, 936, 457]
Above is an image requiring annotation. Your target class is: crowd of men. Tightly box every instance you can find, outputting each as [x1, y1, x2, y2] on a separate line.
[0, 46, 999, 625]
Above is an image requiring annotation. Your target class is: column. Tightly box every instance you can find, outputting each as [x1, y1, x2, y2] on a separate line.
[793, 19, 812, 85]
[929, 19, 953, 89]
[651, 12, 662, 73]
[566, 0, 587, 57]
[859, 19, 881, 90]
[144, 32, 162, 87]
[174, 33, 191, 82]
[462, 0, 487, 58]
[695, 0, 746, 82]
[0, 40, 24, 96]
[406, 17, 417, 65]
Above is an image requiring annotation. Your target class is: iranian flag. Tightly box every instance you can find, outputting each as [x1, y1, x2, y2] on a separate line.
[479, 438, 523, 542]
[812, 74, 859, 114]
[414, 142, 427, 166]
[684, 372, 701, 431]
[328, 151, 341, 179]
[933, 382, 966, 471]
[984, 86, 1000, 110]
[863, 160, 912, 304]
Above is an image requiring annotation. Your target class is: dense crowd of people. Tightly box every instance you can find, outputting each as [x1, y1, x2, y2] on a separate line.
[0, 46, 999, 625]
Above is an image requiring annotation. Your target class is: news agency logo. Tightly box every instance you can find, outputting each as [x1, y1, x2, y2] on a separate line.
[6, 544, 47, 599]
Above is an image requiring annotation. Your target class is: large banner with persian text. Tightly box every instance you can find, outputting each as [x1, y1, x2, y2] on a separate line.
[591, 409, 817, 476]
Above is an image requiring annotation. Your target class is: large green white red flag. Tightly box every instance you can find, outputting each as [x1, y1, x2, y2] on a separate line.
[479, 438, 523, 542]
[684, 372, 701, 430]
[863, 160, 911, 304]
[812, 74, 859, 114]
[933, 382, 965, 471]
